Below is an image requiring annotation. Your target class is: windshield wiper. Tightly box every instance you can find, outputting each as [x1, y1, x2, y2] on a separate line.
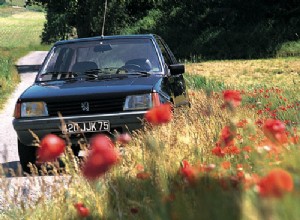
[38, 72, 78, 81]
[90, 74, 127, 81]
[126, 71, 151, 76]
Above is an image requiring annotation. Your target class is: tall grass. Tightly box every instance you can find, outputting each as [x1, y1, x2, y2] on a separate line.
[1, 86, 299, 219]
[0, 6, 48, 108]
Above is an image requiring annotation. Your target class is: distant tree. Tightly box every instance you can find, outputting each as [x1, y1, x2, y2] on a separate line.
[25, 0, 161, 43]
[26, 0, 300, 59]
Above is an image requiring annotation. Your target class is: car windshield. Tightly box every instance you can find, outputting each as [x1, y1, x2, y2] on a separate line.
[38, 38, 162, 81]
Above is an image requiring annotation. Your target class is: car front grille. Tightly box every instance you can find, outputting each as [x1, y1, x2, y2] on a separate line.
[47, 97, 125, 116]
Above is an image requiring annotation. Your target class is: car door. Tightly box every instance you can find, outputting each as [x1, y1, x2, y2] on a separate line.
[155, 36, 189, 107]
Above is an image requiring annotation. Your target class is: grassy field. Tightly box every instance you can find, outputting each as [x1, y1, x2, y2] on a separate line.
[0, 58, 299, 219]
[186, 58, 300, 89]
[0, 5, 47, 108]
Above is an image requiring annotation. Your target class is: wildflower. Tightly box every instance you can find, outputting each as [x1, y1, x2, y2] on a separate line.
[257, 109, 263, 115]
[130, 207, 139, 214]
[212, 146, 225, 157]
[74, 203, 90, 218]
[242, 146, 252, 152]
[136, 164, 144, 172]
[236, 119, 247, 128]
[257, 168, 294, 198]
[219, 126, 236, 147]
[223, 145, 240, 155]
[144, 103, 172, 125]
[255, 119, 264, 127]
[262, 119, 288, 144]
[82, 134, 119, 180]
[116, 133, 132, 145]
[37, 134, 66, 162]
[290, 135, 299, 144]
[236, 170, 245, 181]
[179, 160, 198, 184]
[136, 171, 151, 180]
[222, 90, 242, 108]
[221, 161, 231, 170]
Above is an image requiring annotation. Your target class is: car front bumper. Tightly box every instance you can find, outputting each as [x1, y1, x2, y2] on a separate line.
[13, 111, 147, 146]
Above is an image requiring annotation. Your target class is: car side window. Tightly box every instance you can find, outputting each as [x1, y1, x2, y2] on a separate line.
[156, 39, 173, 66]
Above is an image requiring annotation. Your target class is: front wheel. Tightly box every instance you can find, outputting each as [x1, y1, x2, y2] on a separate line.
[17, 140, 37, 174]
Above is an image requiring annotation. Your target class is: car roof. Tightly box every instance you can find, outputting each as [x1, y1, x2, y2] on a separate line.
[54, 34, 158, 46]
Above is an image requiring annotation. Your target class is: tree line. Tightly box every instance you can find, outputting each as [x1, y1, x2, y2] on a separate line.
[26, 0, 300, 59]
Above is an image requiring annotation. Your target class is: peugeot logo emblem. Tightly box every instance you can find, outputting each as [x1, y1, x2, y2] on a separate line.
[81, 102, 90, 112]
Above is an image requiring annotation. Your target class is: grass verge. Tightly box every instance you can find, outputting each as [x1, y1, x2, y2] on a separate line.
[0, 6, 48, 108]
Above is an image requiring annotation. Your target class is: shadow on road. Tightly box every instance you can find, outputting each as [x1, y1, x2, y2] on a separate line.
[15, 65, 41, 74]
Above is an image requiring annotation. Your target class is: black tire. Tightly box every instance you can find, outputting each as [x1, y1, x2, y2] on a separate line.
[17, 140, 37, 174]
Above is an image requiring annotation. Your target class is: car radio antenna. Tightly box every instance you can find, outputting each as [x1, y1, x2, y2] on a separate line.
[101, 0, 108, 37]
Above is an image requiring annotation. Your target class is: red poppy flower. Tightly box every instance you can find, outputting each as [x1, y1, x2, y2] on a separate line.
[257, 168, 294, 198]
[223, 145, 240, 155]
[82, 134, 119, 180]
[242, 146, 252, 152]
[130, 207, 139, 214]
[74, 203, 90, 218]
[179, 160, 198, 184]
[223, 90, 242, 108]
[236, 119, 248, 128]
[219, 126, 236, 147]
[212, 146, 225, 157]
[262, 119, 288, 144]
[37, 134, 66, 162]
[221, 161, 231, 170]
[136, 164, 144, 171]
[144, 103, 172, 125]
[136, 171, 151, 180]
[290, 135, 299, 144]
[236, 170, 245, 181]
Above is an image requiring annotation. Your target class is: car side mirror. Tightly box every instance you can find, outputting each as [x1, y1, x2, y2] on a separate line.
[169, 64, 185, 75]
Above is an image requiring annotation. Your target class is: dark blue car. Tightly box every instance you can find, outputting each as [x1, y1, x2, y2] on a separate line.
[13, 34, 189, 173]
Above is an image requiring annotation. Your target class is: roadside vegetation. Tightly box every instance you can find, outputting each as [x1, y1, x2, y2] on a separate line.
[0, 56, 299, 219]
[0, 5, 47, 108]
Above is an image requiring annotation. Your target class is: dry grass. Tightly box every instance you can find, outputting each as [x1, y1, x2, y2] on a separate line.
[0, 77, 299, 219]
[186, 58, 300, 89]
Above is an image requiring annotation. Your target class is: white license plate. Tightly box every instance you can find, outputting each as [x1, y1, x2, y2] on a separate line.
[64, 120, 110, 134]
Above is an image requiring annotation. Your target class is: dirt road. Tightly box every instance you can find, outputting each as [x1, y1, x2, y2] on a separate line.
[0, 51, 47, 164]
[0, 51, 75, 212]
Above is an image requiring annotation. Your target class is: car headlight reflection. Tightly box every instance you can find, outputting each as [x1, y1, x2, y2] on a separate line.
[123, 94, 153, 111]
[21, 102, 49, 117]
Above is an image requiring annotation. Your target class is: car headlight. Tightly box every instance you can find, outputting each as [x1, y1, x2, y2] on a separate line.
[20, 102, 49, 117]
[123, 94, 155, 111]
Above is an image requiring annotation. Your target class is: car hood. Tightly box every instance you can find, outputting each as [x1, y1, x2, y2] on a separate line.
[19, 75, 162, 101]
